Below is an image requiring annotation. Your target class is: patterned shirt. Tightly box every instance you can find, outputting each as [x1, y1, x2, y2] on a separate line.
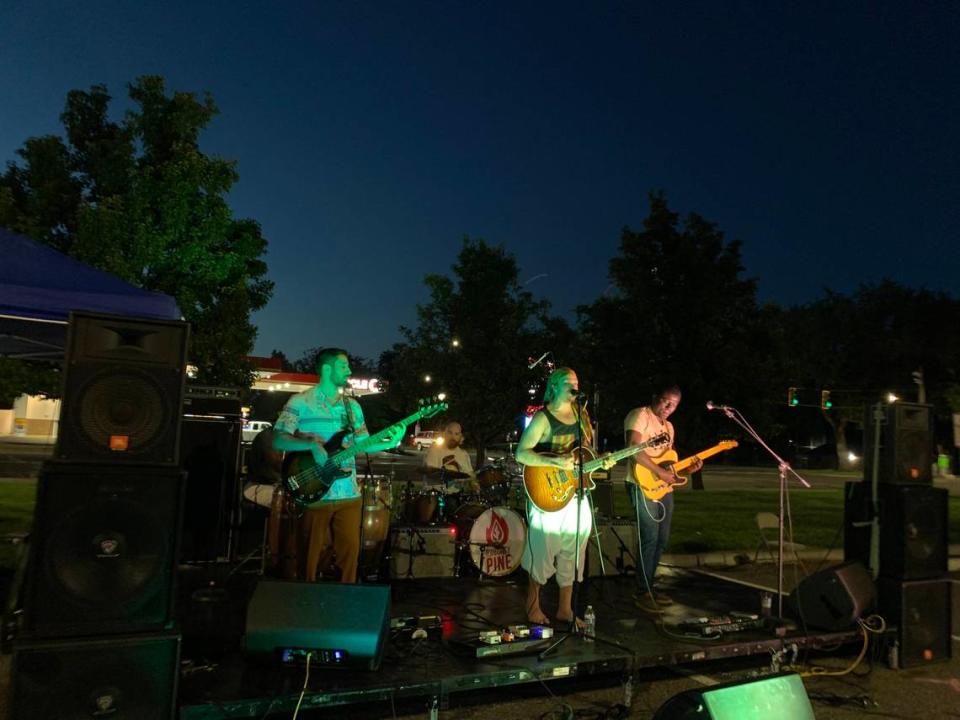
[274, 387, 368, 502]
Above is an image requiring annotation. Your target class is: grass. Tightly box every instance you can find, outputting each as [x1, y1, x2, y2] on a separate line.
[0, 482, 37, 570]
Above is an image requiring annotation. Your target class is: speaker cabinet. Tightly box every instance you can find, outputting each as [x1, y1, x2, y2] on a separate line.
[55, 312, 189, 465]
[863, 402, 933, 484]
[389, 525, 456, 579]
[24, 463, 185, 637]
[245, 580, 390, 670]
[877, 577, 952, 668]
[787, 561, 876, 631]
[12, 633, 180, 720]
[844, 481, 947, 580]
[179, 413, 242, 562]
[654, 672, 815, 720]
[587, 519, 639, 577]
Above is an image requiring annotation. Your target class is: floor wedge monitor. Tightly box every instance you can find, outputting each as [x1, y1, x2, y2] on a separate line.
[787, 561, 876, 632]
[654, 672, 815, 720]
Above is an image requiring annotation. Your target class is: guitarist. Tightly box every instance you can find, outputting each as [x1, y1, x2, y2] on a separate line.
[517, 367, 613, 628]
[624, 385, 701, 614]
[272, 348, 404, 583]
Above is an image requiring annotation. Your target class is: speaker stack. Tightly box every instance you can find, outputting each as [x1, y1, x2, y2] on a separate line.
[12, 312, 189, 719]
[844, 402, 951, 668]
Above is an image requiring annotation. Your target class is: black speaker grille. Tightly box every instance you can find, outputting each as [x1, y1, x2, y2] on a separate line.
[72, 367, 168, 452]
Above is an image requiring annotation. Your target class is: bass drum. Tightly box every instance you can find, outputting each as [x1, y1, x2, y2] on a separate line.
[360, 476, 392, 572]
[453, 503, 526, 577]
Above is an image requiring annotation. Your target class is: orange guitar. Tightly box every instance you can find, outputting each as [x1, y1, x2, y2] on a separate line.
[630, 440, 739, 501]
[523, 432, 669, 512]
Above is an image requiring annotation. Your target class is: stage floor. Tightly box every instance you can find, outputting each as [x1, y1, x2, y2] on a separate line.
[177, 567, 863, 719]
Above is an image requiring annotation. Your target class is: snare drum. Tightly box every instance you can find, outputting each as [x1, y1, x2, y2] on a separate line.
[453, 503, 526, 577]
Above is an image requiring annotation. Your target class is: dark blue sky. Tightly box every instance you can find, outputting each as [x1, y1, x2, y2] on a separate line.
[2, 2, 957, 362]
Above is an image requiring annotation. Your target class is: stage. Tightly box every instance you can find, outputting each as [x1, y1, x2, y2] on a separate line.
[176, 566, 863, 719]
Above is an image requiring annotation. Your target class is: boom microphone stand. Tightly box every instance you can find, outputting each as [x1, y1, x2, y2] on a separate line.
[707, 402, 811, 617]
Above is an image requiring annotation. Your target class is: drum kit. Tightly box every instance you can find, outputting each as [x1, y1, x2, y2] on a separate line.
[266, 455, 529, 580]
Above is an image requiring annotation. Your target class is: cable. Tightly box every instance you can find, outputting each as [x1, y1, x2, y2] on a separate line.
[786, 615, 887, 678]
[290, 651, 313, 720]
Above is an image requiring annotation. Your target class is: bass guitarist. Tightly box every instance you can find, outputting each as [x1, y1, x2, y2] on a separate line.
[272, 348, 404, 583]
[517, 367, 614, 628]
[624, 385, 701, 614]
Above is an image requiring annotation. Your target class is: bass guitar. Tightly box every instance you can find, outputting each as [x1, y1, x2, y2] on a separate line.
[523, 432, 669, 512]
[630, 440, 739, 501]
[282, 398, 448, 506]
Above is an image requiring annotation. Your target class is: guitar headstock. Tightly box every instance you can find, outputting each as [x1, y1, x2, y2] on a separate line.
[718, 440, 739, 450]
[417, 396, 449, 419]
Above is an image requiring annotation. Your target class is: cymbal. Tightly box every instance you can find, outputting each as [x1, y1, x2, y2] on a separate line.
[383, 447, 415, 457]
[422, 466, 472, 480]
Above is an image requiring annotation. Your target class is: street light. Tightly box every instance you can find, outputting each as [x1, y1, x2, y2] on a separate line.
[451, 339, 460, 348]
[887, 393, 899, 403]
[424, 374, 432, 383]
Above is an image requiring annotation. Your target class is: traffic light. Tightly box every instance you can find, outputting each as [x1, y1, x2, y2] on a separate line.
[821, 390, 833, 409]
[788, 387, 799, 407]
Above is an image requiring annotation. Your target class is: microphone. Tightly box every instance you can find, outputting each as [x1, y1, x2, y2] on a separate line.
[528, 351, 550, 370]
[570, 390, 587, 401]
[706, 401, 731, 412]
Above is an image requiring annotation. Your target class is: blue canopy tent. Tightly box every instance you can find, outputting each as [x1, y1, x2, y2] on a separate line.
[0, 227, 182, 358]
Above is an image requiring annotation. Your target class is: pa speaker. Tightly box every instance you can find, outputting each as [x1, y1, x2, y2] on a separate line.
[24, 462, 185, 637]
[863, 402, 933, 484]
[653, 672, 815, 720]
[877, 577, 952, 668]
[55, 312, 189, 465]
[787, 561, 876, 631]
[12, 632, 180, 720]
[844, 481, 947, 580]
[245, 580, 390, 670]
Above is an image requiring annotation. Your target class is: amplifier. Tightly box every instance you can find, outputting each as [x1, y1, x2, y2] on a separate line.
[184, 386, 242, 417]
[587, 520, 638, 577]
[389, 525, 456, 580]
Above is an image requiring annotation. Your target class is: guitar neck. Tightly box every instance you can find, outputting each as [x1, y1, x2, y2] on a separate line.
[673, 443, 734, 473]
[328, 410, 423, 465]
[582, 437, 661, 473]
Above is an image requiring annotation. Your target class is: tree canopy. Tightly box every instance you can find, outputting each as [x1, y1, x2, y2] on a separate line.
[0, 76, 273, 387]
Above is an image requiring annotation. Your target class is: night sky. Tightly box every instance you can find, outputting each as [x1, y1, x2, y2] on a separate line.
[2, 2, 957, 362]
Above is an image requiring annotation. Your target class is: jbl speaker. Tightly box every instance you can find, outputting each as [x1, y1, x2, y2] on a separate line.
[55, 312, 189, 465]
[877, 577, 952, 668]
[787, 561, 876, 631]
[844, 481, 947, 580]
[654, 672, 815, 720]
[863, 402, 933, 484]
[12, 633, 180, 720]
[23, 462, 185, 637]
[245, 580, 390, 670]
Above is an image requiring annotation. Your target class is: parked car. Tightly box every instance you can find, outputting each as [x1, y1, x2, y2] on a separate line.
[410, 430, 442, 450]
[242, 420, 272, 444]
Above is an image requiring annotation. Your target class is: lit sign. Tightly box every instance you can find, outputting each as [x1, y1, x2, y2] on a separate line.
[348, 377, 381, 393]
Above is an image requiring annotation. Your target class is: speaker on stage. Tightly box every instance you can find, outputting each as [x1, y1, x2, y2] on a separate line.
[245, 580, 390, 670]
[179, 397, 242, 562]
[55, 312, 189, 465]
[844, 481, 947, 580]
[12, 632, 180, 720]
[863, 402, 933, 484]
[877, 577, 952, 668]
[787, 561, 876, 632]
[653, 672, 815, 719]
[587, 519, 638, 577]
[23, 463, 185, 638]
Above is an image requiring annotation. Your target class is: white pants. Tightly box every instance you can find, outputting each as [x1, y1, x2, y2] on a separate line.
[521, 497, 593, 586]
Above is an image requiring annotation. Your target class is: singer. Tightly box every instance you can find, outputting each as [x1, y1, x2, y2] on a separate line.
[516, 367, 598, 628]
[623, 385, 701, 614]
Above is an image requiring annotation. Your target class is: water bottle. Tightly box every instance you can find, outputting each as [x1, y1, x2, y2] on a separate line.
[583, 605, 596, 642]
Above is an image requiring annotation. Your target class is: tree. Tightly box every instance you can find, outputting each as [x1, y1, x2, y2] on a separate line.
[577, 192, 773, 457]
[382, 237, 552, 465]
[0, 77, 273, 387]
[0, 359, 60, 409]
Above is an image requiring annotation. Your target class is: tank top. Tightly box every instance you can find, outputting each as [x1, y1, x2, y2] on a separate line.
[533, 408, 593, 455]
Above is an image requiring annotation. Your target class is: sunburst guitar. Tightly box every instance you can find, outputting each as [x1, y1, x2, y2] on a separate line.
[630, 440, 738, 501]
[523, 432, 669, 512]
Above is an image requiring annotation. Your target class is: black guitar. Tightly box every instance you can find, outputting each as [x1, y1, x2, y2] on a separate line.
[281, 398, 448, 505]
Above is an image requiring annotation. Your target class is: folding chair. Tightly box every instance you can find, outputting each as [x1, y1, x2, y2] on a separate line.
[753, 511, 806, 564]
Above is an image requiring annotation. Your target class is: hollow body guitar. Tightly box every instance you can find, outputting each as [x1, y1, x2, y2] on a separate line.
[630, 440, 739, 501]
[522, 432, 669, 512]
[282, 399, 447, 506]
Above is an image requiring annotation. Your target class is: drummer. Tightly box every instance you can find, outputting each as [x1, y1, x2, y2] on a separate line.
[423, 421, 479, 495]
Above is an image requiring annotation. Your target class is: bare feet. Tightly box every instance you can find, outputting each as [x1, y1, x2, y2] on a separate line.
[527, 607, 551, 625]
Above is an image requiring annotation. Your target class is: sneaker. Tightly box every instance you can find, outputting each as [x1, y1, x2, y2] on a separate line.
[651, 591, 673, 606]
[633, 592, 663, 614]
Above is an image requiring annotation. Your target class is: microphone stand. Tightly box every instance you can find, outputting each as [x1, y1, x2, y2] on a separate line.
[710, 405, 811, 617]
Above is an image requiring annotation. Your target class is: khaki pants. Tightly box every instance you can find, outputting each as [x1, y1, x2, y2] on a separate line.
[298, 497, 362, 583]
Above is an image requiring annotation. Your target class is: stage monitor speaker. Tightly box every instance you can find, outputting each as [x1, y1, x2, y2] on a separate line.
[23, 463, 185, 638]
[12, 632, 180, 720]
[179, 413, 242, 562]
[863, 402, 933, 484]
[877, 577, 952, 668]
[787, 561, 876, 631]
[55, 312, 189, 465]
[245, 580, 390, 670]
[653, 672, 815, 720]
[844, 481, 947, 580]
